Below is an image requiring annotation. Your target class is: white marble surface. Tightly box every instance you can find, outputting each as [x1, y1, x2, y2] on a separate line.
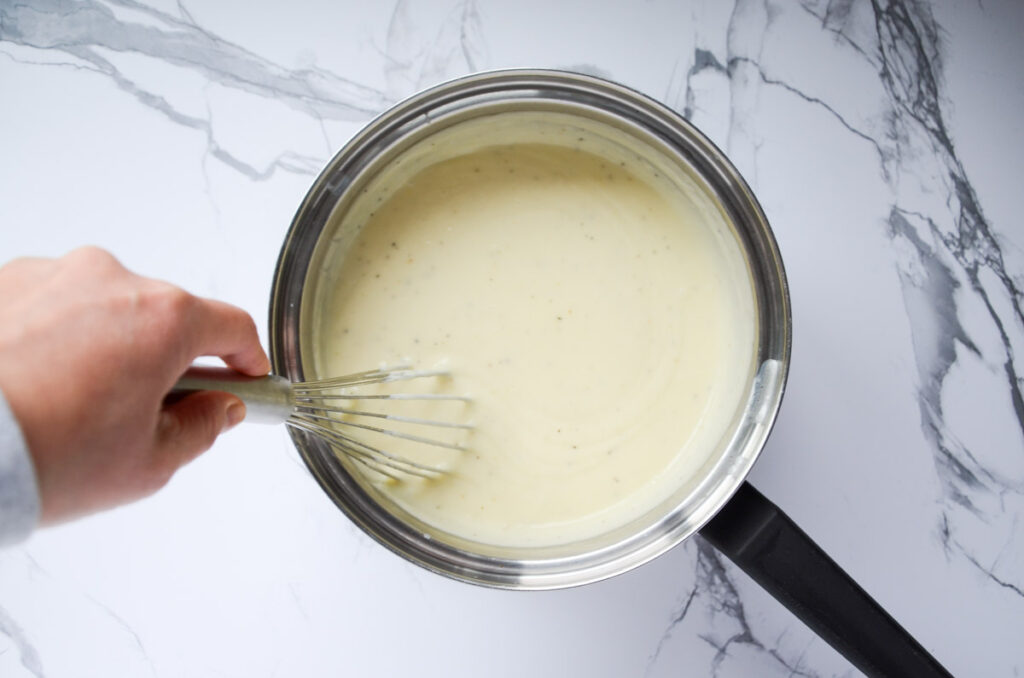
[1, 0, 1022, 676]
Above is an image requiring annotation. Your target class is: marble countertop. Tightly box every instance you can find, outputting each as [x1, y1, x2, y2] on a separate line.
[2, 1, 1022, 676]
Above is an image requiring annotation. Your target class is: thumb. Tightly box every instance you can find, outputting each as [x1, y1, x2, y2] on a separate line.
[157, 390, 246, 467]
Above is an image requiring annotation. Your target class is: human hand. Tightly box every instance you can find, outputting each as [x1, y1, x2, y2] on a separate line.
[0, 247, 270, 526]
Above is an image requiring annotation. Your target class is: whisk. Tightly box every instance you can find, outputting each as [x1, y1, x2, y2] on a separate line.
[172, 365, 471, 480]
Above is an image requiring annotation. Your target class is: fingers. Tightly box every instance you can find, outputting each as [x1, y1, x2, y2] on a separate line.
[63, 246, 269, 376]
[3, 248, 270, 377]
[185, 296, 271, 376]
[156, 390, 246, 469]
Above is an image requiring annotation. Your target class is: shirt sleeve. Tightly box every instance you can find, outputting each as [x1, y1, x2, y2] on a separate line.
[0, 387, 40, 546]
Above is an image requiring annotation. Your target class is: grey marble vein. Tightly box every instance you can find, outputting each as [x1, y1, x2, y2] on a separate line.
[645, 6, 849, 673]
[1, 1, 1020, 676]
[455, 0, 484, 73]
[1, 552, 158, 677]
[81, 592, 158, 678]
[383, 0, 486, 101]
[644, 578, 699, 675]
[648, 0, 1021, 672]
[646, 541, 834, 678]
[943, 513, 1024, 598]
[0, 0, 391, 179]
[846, 0, 1022, 595]
[732, 53, 893, 178]
[0, 603, 45, 678]
[700, 0, 1024, 599]
[664, 48, 728, 123]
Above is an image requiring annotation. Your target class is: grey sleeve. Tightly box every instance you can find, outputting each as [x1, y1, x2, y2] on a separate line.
[0, 388, 40, 546]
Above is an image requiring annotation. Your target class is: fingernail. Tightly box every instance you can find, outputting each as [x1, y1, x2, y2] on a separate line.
[224, 401, 246, 432]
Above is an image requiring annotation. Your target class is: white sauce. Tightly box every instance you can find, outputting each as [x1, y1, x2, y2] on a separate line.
[309, 114, 756, 548]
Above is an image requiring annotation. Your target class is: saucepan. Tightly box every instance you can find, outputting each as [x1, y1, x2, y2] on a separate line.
[267, 69, 951, 677]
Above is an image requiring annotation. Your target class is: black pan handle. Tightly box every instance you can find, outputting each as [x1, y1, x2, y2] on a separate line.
[698, 481, 953, 678]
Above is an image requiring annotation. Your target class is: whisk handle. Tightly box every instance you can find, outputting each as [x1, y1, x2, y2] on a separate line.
[171, 366, 294, 425]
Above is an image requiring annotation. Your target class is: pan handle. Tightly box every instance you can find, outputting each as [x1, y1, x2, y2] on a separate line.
[698, 482, 953, 678]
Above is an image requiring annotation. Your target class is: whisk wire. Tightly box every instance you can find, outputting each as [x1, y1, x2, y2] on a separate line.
[287, 416, 444, 480]
[295, 410, 467, 451]
[294, 365, 471, 479]
[294, 366, 449, 392]
[172, 364, 470, 481]
[294, 402, 474, 429]
[297, 393, 471, 401]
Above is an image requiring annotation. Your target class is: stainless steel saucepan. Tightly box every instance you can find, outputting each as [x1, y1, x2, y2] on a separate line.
[266, 69, 952, 678]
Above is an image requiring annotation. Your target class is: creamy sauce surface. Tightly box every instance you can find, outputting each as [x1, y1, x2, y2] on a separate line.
[312, 138, 756, 548]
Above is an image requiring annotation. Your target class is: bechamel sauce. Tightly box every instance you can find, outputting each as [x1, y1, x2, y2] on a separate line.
[309, 113, 756, 548]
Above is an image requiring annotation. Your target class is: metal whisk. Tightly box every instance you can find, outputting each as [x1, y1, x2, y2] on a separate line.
[172, 365, 471, 480]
